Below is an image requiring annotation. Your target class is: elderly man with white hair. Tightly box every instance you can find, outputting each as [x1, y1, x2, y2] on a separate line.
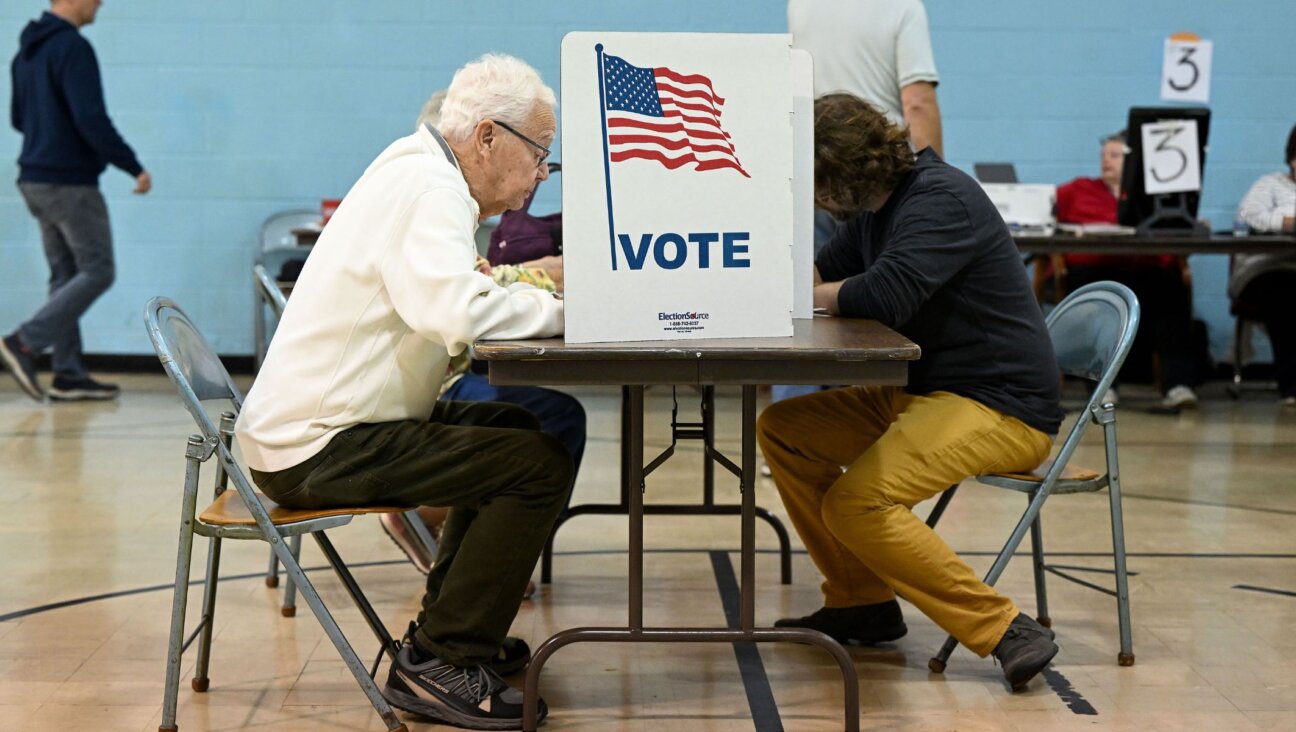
[235, 54, 566, 730]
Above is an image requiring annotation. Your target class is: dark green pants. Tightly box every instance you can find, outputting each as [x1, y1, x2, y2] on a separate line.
[250, 400, 573, 666]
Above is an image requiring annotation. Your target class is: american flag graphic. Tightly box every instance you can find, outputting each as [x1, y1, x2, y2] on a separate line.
[600, 52, 750, 178]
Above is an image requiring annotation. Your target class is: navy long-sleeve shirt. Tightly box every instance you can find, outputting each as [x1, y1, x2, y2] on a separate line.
[817, 149, 1063, 435]
[11, 12, 142, 185]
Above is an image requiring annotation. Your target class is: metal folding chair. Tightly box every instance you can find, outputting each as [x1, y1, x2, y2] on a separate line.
[1226, 256, 1278, 398]
[250, 267, 438, 615]
[925, 281, 1141, 672]
[254, 210, 317, 370]
[145, 297, 411, 732]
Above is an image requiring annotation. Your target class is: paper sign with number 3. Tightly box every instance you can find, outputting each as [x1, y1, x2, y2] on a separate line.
[1141, 120, 1202, 195]
[1161, 33, 1212, 104]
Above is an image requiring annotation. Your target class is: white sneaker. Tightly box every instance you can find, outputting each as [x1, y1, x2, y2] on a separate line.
[1100, 388, 1119, 407]
[1159, 385, 1198, 411]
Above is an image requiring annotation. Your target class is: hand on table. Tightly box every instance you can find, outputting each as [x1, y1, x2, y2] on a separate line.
[813, 281, 843, 315]
[523, 255, 564, 293]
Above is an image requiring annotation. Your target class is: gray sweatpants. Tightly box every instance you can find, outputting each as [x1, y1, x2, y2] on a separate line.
[16, 183, 115, 380]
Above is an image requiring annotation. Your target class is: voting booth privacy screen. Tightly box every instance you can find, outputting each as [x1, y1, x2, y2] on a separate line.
[560, 32, 795, 343]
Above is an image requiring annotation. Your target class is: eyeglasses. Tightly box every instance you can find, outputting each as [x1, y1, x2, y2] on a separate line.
[492, 119, 550, 169]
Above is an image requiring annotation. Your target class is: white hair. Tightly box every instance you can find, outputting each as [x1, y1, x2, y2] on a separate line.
[437, 54, 556, 143]
[415, 89, 447, 131]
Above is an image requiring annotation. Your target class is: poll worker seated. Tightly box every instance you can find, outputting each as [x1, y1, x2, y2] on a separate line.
[377, 90, 586, 589]
[1231, 122, 1296, 406]
[757, 94, 1064, 692]
[235, 54, 570, 730]
[1053, 129, 1200, 412]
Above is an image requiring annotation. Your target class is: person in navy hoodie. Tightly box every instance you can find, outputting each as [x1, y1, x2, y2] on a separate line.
[1, 0, 151, 402]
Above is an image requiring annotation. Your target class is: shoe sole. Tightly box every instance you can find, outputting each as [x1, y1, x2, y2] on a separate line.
[774, 622, 909, 646]
[384, 685, 544, 730]
[378, 514, 433, 575]
[48, 388, 118, 401]
[845, 623, 908, 646]
[0, 341, 44, 401]
[489, 638, 533, 676]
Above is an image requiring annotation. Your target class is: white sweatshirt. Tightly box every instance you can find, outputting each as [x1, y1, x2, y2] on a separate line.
[1230, 171, 1296, 299]
[236, 125, 564, 473]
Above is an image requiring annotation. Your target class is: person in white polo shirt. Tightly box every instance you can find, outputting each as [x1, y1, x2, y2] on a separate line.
[235, 54, 567, 730]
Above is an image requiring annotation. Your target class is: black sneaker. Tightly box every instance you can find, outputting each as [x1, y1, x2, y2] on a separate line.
[48, 375, 120, 401]
[383, 644, 546, 730]
[489, 636, 531, 677]
[774, 600, 908, 645]
[0, 333, 44, 401]
[993, 613, 1059, 691]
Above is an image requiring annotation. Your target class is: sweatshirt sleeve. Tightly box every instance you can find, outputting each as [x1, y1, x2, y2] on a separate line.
[814, 214, 869, 282]
[59, 38, 143, 177]
[9, 63, 19, 132]
[1237, 174, 1288, 233]
[380, 189, 564, 355]
[834, 188, 979, 327]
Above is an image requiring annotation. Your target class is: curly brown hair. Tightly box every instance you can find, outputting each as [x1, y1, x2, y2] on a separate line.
[814, 93, 915, 215]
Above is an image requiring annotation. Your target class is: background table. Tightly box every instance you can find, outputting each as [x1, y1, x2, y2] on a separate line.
[1014, 232, 1296, 256]
[475, 317, 920, 731]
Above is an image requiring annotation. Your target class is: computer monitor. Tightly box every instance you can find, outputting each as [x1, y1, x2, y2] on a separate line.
[974, 162, 1018, 184]
[1117, 106, 1211, 235]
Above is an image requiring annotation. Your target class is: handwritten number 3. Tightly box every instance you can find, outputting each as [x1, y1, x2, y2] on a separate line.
[1150, 127, 1188, 183]
[1169, 47, 1199, 91]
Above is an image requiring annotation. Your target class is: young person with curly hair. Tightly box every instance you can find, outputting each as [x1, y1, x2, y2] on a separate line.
[759, 94, 1064, 692]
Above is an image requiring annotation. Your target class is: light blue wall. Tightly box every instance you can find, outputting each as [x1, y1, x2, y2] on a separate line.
[927, 0, 1296, 360]
[1, 1, 1292, 358]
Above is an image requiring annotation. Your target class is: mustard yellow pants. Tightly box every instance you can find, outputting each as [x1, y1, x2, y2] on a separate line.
[757, 386, 1052, 656]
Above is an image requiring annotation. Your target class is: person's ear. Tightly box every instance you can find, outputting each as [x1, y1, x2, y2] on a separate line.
[472, 119, 497, 158]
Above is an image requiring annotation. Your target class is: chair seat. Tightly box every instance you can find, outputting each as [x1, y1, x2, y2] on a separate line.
[199, 489, 407, 527]
[977, 459, 1107, 495]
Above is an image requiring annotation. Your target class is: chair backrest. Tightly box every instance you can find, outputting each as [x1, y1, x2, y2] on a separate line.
[259, 209, 320, 257]
[1045, 280, 1140, 395]
[253, 264, 288, 318]
[144, 297, 244, 442]
[1039, 281, 1140, 484]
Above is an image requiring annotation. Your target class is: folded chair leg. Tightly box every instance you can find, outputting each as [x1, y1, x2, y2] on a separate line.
[313, 531, 401, 661]
[1109, 482, 1135, 666]
[1229, 316, 1245, 398]
[265, 546, 280, 588]
[190, 534, 223, 692]
[1029, 507, 1051, 628]
[925, 485, 960, 529]
[930, 486, 1050, 674]
[400, 509, 438, 561]
[1105, 426, 1135, 666]
[540, 527, 557, 584]
[159, 437, 204, 732]
[270, 535, 408, 731]
[281, 534, 302, 617]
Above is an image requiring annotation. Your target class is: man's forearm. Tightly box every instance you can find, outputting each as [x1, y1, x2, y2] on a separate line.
[813, 280, 844, 314]
[901, 82, 943, 157]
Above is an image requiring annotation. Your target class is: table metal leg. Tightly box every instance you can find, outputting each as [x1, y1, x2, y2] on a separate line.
[703, 385, 716, 505]
[628, 385, 645, 632]
[541, 385, 793, 585]
[741, 385, 756, 632]
[521, 383, 859, 732]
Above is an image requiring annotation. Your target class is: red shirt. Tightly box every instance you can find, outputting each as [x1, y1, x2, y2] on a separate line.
[1056, 177, 1176, 269]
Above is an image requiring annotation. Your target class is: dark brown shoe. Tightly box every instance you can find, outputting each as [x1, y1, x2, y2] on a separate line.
[774, 600, 908, 645]
[993, 613, 1059, 691]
